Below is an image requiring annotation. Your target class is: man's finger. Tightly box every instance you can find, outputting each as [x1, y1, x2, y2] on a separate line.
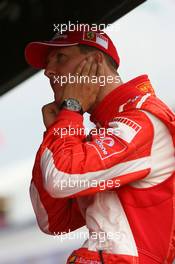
[41, 101, 59, 129]
[42, 101, 59, 115]
[75, 59, 87, 75]
[81, 57, 93, 76]
[89, 62, 98, 77]
[96, 62, 104, 77]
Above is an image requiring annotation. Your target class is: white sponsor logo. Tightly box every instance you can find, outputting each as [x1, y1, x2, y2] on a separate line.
[52, 32, 68, 40]
[94, 139, 108, 155]
[87, 136, 126, 160]
[96, 33, 108, 49]
[100, 137, 115, 147]
[108, 117, 141, 143]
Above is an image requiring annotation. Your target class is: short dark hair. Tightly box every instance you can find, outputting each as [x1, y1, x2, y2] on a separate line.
[78, 44, 119, 72]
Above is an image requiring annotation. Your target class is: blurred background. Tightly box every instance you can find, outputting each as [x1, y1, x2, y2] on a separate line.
[0, 0, 175, 263]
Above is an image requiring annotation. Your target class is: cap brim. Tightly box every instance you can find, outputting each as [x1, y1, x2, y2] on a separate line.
[25, 41, 79, 69]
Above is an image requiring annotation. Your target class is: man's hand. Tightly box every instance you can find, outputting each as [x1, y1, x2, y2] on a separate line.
[42, 56, 104, 129]
[42, 101, 60, 129]
[61, 56, 104, 112]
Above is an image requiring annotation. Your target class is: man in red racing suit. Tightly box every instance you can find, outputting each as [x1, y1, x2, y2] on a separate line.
[25, 28, 175, 263]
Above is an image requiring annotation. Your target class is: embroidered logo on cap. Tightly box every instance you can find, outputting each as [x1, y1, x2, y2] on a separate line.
[83, 31, 108, 49]
[86, 31, 96, 40]
[52, 32, 68, 40]
[96, 33, 108, 49]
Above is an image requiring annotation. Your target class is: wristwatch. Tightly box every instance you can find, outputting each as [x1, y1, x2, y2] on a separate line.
[59, 98, 84, 115]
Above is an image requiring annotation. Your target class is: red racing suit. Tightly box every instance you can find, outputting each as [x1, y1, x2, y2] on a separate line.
[30, 75, 175, 264]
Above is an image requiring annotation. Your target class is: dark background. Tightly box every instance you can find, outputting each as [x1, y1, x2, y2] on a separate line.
[0, 0, 146, 96]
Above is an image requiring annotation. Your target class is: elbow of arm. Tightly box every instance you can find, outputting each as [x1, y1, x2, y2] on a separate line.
[37, 220, 52, 235]
[30, 182, 57, 235]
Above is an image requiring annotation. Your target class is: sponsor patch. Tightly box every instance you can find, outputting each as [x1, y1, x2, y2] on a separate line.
[136, 81, 155, 95]
[87, 135, 126, 160]
[100, 137, 115, 147]
[71, 256, 101, 264]
[96, 33, 108, 49]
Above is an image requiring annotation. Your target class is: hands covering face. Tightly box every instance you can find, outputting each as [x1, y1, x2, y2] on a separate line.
[42, 55, 104, 129]
[60, 55, 104, 112]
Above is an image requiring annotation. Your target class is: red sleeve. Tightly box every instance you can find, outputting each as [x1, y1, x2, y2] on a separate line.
[30, 179, 85, 234]
[30, 124, 86, 234]
[36, 108, 153, 199]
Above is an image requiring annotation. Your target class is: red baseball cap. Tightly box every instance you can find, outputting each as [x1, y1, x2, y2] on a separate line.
[25, 29, 120, 69]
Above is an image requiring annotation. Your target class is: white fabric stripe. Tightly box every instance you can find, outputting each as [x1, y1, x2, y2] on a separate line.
[130, 110, 175, 188]
[40, 148, 151, 197]
[81, 191, 138, 256]
[136, 93, 151, 108]
[118, 102, 127, 113]
[30, 182, 50, 234]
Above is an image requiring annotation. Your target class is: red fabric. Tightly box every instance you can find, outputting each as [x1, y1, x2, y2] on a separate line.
[37, 106, 153, 197]
[30, 75, 175, 263]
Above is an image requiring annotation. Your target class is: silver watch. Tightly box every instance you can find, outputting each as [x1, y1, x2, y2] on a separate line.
[60, 98, 84, 115]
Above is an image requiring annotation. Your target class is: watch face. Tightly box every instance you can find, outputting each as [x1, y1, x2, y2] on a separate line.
[66, 99, 82, 112]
